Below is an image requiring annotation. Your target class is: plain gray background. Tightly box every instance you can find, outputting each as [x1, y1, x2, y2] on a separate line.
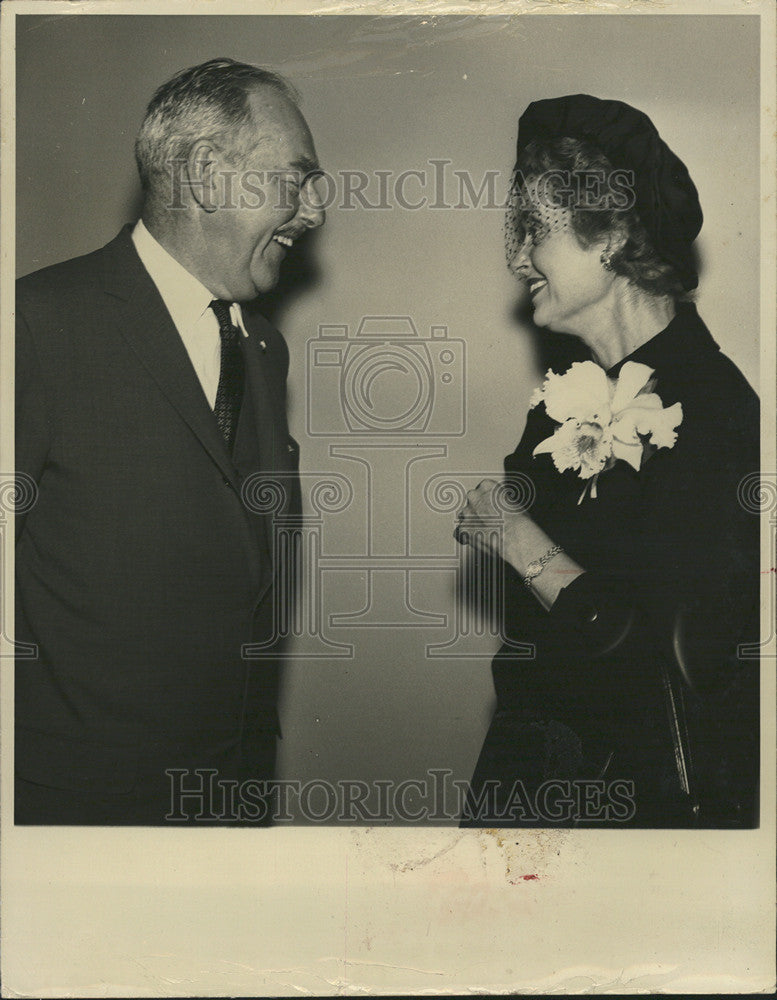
[15, 14, 761, 819]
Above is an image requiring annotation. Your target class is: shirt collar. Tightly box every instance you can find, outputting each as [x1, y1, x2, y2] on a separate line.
[132, 219, 248, 337]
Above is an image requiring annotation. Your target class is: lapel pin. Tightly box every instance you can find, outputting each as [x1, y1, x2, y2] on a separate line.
[259, 340, 267, 352]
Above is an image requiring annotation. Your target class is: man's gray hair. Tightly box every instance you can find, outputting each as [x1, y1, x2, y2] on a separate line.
[134, 57, 299, 198]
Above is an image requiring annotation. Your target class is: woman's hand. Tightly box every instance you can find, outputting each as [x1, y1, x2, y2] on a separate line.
[454, 478, 529, 558]
[455, 478, 584, 610]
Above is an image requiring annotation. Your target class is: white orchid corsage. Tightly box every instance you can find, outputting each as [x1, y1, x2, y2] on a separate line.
[529, 360, 683, 504]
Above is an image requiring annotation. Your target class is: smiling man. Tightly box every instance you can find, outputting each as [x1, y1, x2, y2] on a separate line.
[15, 58, 324, 825]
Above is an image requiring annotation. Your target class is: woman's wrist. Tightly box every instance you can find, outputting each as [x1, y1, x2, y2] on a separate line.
[502, 513, 584, 609]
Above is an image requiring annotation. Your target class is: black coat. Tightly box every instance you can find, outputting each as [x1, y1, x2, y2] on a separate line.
[15, 227, 301, 824]
[464, 303, 760, 828]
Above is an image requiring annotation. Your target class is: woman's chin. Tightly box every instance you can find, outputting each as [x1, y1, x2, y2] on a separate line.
[532, 306, 570, 337]
[531, 304, 552, 330]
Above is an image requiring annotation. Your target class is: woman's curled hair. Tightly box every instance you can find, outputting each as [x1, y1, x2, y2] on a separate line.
[511, 136, 694, 299]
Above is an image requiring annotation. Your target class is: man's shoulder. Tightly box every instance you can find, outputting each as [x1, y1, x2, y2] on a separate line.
[16, 227, 136, 311]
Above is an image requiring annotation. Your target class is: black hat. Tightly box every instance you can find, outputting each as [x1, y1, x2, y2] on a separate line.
[516, 94, 703, 291]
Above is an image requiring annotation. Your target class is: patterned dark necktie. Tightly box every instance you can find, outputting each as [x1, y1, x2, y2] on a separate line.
[209, 299, 245, 454]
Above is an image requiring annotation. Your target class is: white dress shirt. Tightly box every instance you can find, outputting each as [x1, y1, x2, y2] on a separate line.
[131, 219, 248, 409]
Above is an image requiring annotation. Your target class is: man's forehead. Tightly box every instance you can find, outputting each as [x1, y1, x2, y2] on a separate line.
[245, 88, 318, 170]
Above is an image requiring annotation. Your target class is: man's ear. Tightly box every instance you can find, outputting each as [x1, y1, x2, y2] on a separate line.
[186, 140, 220, 213]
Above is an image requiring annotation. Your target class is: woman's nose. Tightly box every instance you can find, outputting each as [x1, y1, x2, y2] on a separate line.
[508, 235, 532, 276]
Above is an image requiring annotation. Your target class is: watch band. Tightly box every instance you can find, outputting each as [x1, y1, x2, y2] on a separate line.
[523, 544, 564, 588]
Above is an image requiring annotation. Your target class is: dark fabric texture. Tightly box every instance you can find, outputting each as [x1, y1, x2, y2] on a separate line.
[464, 302, 760, 828]
[15, 226, 301, 825]
[515, 94, 703, 290]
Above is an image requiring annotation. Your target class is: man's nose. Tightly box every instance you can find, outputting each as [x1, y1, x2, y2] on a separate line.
[298, 175, 326, 230]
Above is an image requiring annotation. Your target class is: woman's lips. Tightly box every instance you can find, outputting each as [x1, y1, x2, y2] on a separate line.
[528, 278, 548, 297]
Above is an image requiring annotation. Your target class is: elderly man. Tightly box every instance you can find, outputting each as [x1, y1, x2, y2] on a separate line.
[15, 58, 324, 824]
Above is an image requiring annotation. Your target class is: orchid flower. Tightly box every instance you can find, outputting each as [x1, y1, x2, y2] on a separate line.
[530, 360, 683, 492]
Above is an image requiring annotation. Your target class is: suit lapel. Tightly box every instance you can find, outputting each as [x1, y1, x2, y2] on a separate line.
[96, 227, 295, 607]
[240, 316, 296, 595]
[242, 314, 296, 512]
[96, 227, 241, 492]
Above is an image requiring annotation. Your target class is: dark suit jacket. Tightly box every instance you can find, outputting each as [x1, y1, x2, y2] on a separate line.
[15, 226, 301, 823]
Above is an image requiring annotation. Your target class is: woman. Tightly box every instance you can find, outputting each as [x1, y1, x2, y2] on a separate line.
[457, 95, 760, 828]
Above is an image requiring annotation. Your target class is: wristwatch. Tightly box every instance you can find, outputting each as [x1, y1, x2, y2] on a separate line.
[524, 544, 564, 588]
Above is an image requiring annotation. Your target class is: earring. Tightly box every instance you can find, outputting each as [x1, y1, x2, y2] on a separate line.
[600, 248, 614, 271]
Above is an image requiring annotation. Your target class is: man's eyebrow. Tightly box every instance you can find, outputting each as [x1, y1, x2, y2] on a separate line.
[287, 156, 321, 176]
